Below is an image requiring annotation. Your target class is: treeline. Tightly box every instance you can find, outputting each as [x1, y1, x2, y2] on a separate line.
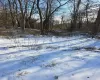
[0, 0, 100, 36]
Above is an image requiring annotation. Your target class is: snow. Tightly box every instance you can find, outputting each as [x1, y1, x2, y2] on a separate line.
[0, 35, 100, 80]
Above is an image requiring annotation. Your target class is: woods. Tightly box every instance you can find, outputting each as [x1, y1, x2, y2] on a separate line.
[0, 0, 100, 36]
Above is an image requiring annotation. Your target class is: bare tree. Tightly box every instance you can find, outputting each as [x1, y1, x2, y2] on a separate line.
[36, 0, 70, 34]
[8, 0, 16, 28]
[85, 0, 90, 27]
[70, 0, 82, 31]
[17, 0, 27, 32]
[92, 7, 100, 36]
[27, 0, 36, 28]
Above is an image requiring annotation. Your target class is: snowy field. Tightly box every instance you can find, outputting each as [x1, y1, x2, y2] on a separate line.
[0, 35, 100, 80]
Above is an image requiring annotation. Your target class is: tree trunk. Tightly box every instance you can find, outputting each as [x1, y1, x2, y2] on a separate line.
[43, 18, 49, 34]
[92, 8, 100, 37]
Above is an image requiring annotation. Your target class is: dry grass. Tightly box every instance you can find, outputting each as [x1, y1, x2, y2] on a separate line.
[0, 28, 13, 36]
[25, 28, 40, 35]
[0, 28, 41, 37]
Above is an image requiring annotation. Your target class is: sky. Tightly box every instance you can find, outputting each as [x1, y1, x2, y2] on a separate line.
[54, 0, 100, 21]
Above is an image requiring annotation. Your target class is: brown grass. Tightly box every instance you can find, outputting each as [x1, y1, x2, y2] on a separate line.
[0, 28, 41, 36]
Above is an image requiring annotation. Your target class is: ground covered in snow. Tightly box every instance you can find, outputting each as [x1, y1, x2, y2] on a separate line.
[0, 35, 100, 80]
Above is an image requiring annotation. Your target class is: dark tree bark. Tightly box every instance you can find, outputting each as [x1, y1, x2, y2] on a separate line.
[8, 0, 16, 28]
[92, 8, 100, 37]
[71, 0, 81, 31]
[37, 0, 44, 34]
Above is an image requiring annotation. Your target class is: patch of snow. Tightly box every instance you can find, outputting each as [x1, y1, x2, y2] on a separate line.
[0, 35, 100, 80]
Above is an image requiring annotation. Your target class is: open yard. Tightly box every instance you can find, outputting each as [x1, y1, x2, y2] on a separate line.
[0, 35, 100, 80]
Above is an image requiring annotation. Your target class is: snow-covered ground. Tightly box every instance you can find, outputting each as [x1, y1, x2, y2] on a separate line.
[0, 35, 100, 80]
